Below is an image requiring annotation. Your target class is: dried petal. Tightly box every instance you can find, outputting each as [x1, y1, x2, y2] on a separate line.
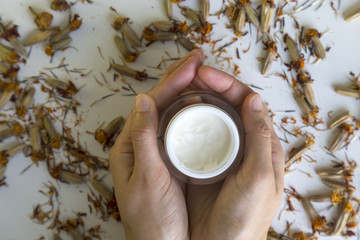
[95, 116, 125, 145]
[43, 116, 62, 149]
[0, 43, 20, 65]
[244, 4, 259, 28]
[0, 164, 6, 179]
[17, 87, 35, 117]
[293, 91, 311, 114]
[344, 8, 360, 22]
[165, 0, 173, 19]
[143, 28, 177, 42]
[234, 6, 246, 35]
[30, 126, 42, 155]
[333, 199, 352, 235]
[321, 178, 349, 191]
[201, 0, 210, 20]
[152, 20, 174, 32]
[110, 63, 148, 81]
[302, 83, 316, 109]
[334, 86, 360, 98]
[312, 35, 326, 59]
[178, 35, 197, 51]
[261, 0, 275, 34]
[59, 170, 86, 184]
[328, 129, 347, 154]
[114, 35, 138, 62]
[90, 179, 113, 200]
[43, 79, 78, 95]
[24, 29, 57, 46]
[120, 23, 142, 48]
[45, 37, 72, 56]
[0, 127, 13, 142]
[0, 90, 14, 109]
[286, 137, 315, 168]
[285, 34, 301, 62]
[301, 197, 317, 219]
[328, 111, 353, 129]
[262, 51, 275, 75]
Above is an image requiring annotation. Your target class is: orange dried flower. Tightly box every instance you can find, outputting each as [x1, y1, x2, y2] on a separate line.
[266, 41, 277, 54]
[201, 22, 212, 35]
[95, 130, 108, 145]
[239, 0, 251, 5]
[142, 27, 157, 41]
[311, 215, 327, 232]
[1, 26, 20, 40]
[345, 202, 353, 212]
[331, 190, 345, 206]
[35, 12, 53, 29]
[70, 15, 82, 31]
[50, 0, 70, 11]
[12, 122, 23, 135]
[123, 52, 138, 62]
[292, 58, 305, 71]
[292, 232, 307, 240]
[112, 17, 128, 30]
[45, 44, 54, 56]
[305, 29, 320, 43]
[177, 22, 188, 33]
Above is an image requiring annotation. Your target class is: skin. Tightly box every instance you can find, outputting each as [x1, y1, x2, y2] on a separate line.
[109, 49, 285, 240]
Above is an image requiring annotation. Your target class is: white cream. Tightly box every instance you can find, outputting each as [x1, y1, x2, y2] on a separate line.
[165, 104, 240, 179]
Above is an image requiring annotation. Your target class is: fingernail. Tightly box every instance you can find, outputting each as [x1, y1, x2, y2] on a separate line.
[135, 94, 150, 112]
[251, 94, 263, 112]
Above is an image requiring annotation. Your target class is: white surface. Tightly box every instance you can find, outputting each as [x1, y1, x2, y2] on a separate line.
[165, 104, 239, 178]
[0, 0, 359, 239]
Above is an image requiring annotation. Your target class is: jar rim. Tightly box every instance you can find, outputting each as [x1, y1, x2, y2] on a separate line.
[164, 104, 240, 179]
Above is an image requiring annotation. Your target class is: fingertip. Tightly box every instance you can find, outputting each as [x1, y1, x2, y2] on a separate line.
[249, 94, 263, 112]
[189, 48, 205, 63]
[134, 93, 151, 112]
[241, 92, 263, 116]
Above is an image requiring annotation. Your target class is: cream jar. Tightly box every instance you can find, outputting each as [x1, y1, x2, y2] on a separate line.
[158, 91, 245, 184]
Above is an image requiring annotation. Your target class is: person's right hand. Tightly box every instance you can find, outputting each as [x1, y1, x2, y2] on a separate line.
[186, 66, 285, 240]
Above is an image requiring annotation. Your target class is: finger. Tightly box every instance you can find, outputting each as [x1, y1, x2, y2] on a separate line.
[190, 74, 212, 91]
[197, 65, 253, 109]
[240, 93, 273, 180]
[149, 52, 204, 110]
[160, 49, 204, 83]
[261, 102, 285, 192]
[109, 111, 135, 184]
[130, 93, 164, 173]
[270, 127, 285, 193]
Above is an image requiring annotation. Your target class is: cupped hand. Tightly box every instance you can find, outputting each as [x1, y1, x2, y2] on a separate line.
[109, 50, 204, 240]
[187, 66, 285, 240]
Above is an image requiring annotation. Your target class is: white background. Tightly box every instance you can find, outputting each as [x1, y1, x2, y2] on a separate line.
[0, 0, 360, 239]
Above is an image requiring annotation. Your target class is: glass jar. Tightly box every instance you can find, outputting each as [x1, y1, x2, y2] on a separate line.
[157, 91, 245, 184]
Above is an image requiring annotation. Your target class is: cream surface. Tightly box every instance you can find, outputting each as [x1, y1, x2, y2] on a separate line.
[169, 110, 233, 173]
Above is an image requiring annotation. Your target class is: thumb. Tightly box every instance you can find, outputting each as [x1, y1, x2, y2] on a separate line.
[131, 93, 163, 173]
[240, 93, 272, 177]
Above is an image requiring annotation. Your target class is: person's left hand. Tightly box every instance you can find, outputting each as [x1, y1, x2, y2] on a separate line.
[109, 50, 204, 240]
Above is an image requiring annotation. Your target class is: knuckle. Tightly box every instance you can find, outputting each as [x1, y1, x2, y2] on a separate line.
[251, 120, 272, 138]
[246, 165, 274, 186]
[130, 126, 153, 143]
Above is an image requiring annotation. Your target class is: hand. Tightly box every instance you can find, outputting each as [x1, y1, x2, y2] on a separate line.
[109, 50, 205, 240]
[186, 67, 285, 240]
